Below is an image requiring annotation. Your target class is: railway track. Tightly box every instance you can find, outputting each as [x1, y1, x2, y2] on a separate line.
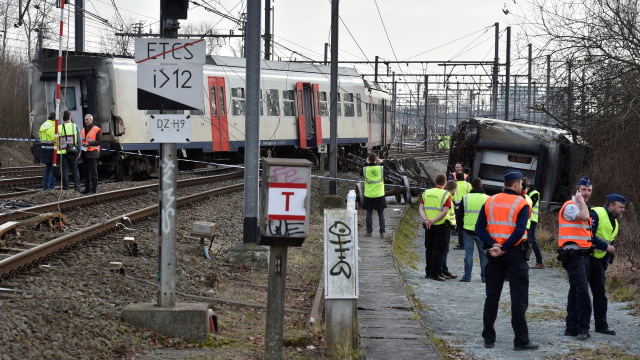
[0, 165, 44, 178]
[0, 181, 244, 281]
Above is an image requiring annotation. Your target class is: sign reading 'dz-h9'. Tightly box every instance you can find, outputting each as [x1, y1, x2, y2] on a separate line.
[135, 38, 205, 111]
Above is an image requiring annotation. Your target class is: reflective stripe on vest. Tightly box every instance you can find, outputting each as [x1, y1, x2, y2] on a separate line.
[82, 125, 101, 152]
[463, 192, 488, 232]
[529, 189, 540, 223]
[485, 193, 528, 245]
[39, 120, 56, 149]
[454, 180, 470, 202]
[524, 194, 533, 230]
[363, 166, 385, 198]
[558, 199, 592, 248]
[448, 205, 456, 226]
[451, 172, 469, 181]
[591, 206, 618, 259]
[57, 122, 77, 155]
[422, 187, 450, 225]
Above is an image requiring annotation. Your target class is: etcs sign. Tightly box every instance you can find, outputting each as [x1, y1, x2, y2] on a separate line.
[135, 38, 205, 111]
[149, 114, 191, 143]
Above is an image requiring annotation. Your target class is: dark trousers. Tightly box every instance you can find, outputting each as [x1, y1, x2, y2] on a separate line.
[441, 229, 451, 274]
[424, 223, 448, 278]
[83, 157, 99, 193]
[61, 154, 81, 190]
[588, 256, 609, 331]
[564, 255, 591, 334]
[529, 221, 543, 264]
[365, 208, 386, 234]
[482, 244, 530, 346]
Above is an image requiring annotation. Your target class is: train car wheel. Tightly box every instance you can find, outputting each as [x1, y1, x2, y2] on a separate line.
[403, 176, 412, 205]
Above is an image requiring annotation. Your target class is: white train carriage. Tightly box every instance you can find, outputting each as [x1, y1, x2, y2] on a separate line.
[447, 117, 586, 209]
[29, 49, 391, 178]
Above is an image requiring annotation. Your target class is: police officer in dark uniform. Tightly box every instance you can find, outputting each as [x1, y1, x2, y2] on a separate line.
[475, 169, 538, 351]
[589, 193, 627, 336]
[558, 176, 615, 340]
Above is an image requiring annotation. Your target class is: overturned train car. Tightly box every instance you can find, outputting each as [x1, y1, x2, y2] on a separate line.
[447, 118, 586, 209]
[29, 49, 392, 179]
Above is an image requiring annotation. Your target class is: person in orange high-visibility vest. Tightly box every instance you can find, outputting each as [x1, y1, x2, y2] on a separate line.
[81, 114, 102, 195]
[558, 176, 615, 341]
[475, 169, 538, 351]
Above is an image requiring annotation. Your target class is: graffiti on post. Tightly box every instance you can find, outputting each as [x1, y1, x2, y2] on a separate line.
[328, 221, 353, 279]
[270, 166, 303, 183]
[267, 219, 305, 237]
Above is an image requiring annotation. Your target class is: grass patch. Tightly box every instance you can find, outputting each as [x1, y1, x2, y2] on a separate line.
[393, 204, 421, 270]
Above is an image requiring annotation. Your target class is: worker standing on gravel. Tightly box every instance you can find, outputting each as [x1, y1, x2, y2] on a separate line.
[439, 180, 458, 280]
[362, 152, 386, 237]
[588, 193, 627, 336]
[39, 112, 57, 190]
[557, 176, 614, 341]
[459, 177, 488, 283]
[453, 171, 471, 250]
[419, 174, 452, 281]
[527, 183, 544, 269]
[81, 114, 102, 195]
[475, 169, 538, 351]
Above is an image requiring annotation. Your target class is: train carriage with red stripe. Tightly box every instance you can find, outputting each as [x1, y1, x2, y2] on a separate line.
[29, 49, 392, 179]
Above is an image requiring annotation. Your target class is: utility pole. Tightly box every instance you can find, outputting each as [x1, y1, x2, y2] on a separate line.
[527, 43, 532, 122]
[505, 26, 511, 120]
[264, 0, 271, 60]
[492, 22, 499, 118]
[75, 0, 84, 52]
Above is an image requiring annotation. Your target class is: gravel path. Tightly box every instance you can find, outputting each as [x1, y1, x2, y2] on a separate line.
[400, 226, 640, 359]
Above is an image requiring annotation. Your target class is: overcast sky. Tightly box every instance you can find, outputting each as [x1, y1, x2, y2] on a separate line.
[65, 0, 538, 74]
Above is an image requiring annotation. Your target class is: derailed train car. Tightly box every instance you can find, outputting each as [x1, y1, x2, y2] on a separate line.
[447, 118, 586, 209]
[29, 48, 392, 179]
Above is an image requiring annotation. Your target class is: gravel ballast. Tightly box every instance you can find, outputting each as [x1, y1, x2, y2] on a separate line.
[401, 224, 640, 359]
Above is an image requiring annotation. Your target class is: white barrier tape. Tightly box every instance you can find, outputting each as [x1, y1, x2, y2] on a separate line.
[0, 138, 38, 142]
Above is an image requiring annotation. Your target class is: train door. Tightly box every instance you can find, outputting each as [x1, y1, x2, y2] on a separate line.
[295, 82, 322, 148]
[208, 77, 229, 151]
[381, 99, 387, 146]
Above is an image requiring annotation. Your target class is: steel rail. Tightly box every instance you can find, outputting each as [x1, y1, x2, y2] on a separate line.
[0, 182, 244, 281]
[0, 171, 243, 222]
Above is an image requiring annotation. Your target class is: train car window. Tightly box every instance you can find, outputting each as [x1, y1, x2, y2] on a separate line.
[297, 89, 304, 117]
[146, 110, 161, 115]
[210, 86, 218, 116]
[508, 155, 533, 164]
[283, 90, 297, 116]
[267, 89, 280, 116]
[60, 87, 77, 110]
[344, 93, 355, 117]
[218, 86, 226, 116]
[190, 109, 204, 115]
[231, 87, 246, 116]
[356, 94, 362, 117]
[319, 91, 329, 116]
[259, 90, 264, 116]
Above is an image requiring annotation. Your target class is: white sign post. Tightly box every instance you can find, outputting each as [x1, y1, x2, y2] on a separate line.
[149, 114, 191, 143]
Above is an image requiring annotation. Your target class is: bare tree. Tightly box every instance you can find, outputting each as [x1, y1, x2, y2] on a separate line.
[528, 0, 640, 200]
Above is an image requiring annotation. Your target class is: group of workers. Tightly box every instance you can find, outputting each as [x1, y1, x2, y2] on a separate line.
[362, 155, 627, 351]
[38, 111, 102, 194]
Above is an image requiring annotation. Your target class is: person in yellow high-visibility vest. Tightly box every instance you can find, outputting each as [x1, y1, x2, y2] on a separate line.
[439, 180, 458, 279]
[39, 112, 57, 190]
[588, 193, 627, 336]
[362, 153, 386, 237]
[459, 177, 489, 282]
[419, 174, 452, 281]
